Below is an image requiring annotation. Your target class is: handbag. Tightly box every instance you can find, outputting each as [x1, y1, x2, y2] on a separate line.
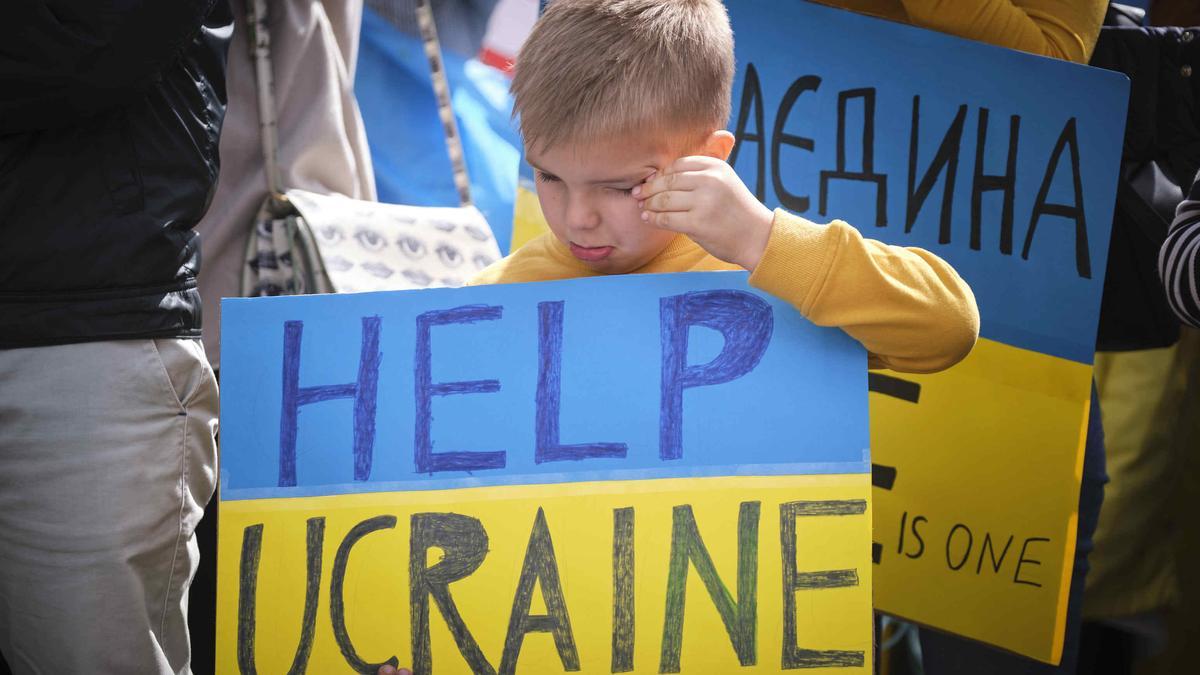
[240, 0, 501, 297]
[1090, 4, 1200, 350]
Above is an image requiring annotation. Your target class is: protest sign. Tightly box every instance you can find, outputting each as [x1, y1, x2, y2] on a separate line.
[216, 271, 872, 673]
[507, 0, 1128, 664]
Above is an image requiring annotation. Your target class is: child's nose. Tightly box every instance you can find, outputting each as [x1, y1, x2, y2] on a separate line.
[565, 193, 601, 230]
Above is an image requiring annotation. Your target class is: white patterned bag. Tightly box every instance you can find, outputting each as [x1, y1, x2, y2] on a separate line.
[240, 0, 496, 297]
[290, 191, 499, 292]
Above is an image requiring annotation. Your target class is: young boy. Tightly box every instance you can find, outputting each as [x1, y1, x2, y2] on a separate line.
[474, 0, 978, 373]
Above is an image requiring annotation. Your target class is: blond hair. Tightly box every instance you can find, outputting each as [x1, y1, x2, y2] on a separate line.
[511, 0, 734, 154]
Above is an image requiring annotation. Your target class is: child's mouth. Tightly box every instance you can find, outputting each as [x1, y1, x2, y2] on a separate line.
[569, 243, 614, 262]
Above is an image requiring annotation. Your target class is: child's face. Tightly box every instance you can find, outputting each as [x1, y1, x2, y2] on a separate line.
[528, 137, 679, 274]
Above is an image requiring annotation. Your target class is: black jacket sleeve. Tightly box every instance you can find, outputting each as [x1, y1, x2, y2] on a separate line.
[0, 0, 217, 132]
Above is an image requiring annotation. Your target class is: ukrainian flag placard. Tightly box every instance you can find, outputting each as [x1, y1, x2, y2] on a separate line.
[217, 271, 872, 674]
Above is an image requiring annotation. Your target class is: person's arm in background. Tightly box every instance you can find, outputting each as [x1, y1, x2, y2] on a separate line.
[899, 0, 1107, 63]
[1160, 172, 1200, 328]
[0, 0, 217, 132]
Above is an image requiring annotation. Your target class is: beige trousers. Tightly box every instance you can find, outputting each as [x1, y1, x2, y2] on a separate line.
[0, 339, 218, 674]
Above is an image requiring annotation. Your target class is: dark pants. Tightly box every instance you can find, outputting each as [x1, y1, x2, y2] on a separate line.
[919, 384, 1107, 674]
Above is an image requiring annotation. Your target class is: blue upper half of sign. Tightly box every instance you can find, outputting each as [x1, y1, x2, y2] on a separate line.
[220, 272, 868, 501]
[725, 1, 1128, 364]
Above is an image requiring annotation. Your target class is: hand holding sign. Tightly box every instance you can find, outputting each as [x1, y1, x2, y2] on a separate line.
[635, 152, 774, 271]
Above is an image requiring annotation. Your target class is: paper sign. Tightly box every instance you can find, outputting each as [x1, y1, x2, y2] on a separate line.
[508, 1, 1127, 663]
[217, 272, 873, 673]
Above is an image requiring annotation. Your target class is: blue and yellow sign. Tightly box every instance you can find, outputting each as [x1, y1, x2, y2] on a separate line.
[510, 2, 1127, 664]
[217, 272, 873, 673]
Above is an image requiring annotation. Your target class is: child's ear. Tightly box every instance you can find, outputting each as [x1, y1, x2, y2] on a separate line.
[700, 130, 736, 161]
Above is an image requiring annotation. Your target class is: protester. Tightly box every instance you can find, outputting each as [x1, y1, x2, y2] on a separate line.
[375, 3, 978, 669]
[1079, 4, 1200, 673]
[188, 2, 376, 672]
[0, 2, 230, 673]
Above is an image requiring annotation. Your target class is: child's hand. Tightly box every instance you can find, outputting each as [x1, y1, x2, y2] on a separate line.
[634, 156, 775, 271]
[378, 665, 412, 675]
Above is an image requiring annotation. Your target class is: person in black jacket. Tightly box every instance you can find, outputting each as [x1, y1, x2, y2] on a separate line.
[0, 2, 231, 672]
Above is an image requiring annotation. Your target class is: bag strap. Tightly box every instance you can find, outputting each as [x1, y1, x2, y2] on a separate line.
[415, 0, 474, 207]
[247, 0, 288, 211]
[247, 0, 472, 209]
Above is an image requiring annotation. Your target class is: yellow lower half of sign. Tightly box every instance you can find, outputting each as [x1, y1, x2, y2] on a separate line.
[217, 474, 872, 674]
[871, 337, 1092, 665]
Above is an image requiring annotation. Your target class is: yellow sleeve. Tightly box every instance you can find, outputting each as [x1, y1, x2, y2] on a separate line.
[748, 210, 979, 373]
[899, 0, 1107, 63]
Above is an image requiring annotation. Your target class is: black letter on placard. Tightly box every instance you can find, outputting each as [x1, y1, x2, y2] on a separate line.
[729, 63, 767, 201]
[780, 500, 866, 669]
[1013, 537, 1050, 587]
[906, 98, 967, 244]
[612, 507, 636, 673]
[771, 75, 822, 212]
[660, 291, 773, 460]
[236, 519, 325, 675]
[415, 305, 507, 473]
[500, 508, 580, 674]
[945, 523, 974, 571]
[819, 88, 888, 227]
[976, 533, 1014, 575]
[537, 301, 628, 463]
[236, 524, 264, 675]
[971, 109, 1020, 253]
[904, 515, 928, 560]
[410, 513, 495, 675]
[331, 516, 400, 673]
[660, 502, 760, 672]
[1021, 118, 1091, 278]
[279, 316, 381, 486]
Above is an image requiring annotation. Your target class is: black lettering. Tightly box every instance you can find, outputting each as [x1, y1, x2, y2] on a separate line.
[612, 507, 635, 673]
[729, 63, 767, 201]
[331, 516, 400, 673]
[1021, 117, 1091, 278]
[236, 519, 325, 675]
[500, 508, 580, 674]
[771, 75, 822, 212]
[971, 108, 1019, 253]
[820, 88, 887, 227]
[410, 513, 495, 675]
[660, 502, 760, 672]
[945, 523, 973, 571]
[902, 511, 926, 559]
[1014, 537, 1050, 587]
[906, 97, 967, 244]
[236, 524, 264, 675]
[975, 533, 1014, 575]
[780, 500, 866, 669]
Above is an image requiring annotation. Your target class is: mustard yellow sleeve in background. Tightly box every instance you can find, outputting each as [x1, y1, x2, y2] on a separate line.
[898, 0, 1107, 63]
[748, 210, 980, 373]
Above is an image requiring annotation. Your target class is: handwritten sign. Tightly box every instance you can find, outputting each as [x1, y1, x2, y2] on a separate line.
[507, 0, 1127, 664]
[216, 272, 873, 673]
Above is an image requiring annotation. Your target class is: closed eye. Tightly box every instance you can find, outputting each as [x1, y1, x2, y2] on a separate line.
[535, 171, 561, 184]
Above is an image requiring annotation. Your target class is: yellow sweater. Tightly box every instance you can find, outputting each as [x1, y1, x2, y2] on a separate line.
[817, 0, 1106, 64]
[472, 210, 979, 374]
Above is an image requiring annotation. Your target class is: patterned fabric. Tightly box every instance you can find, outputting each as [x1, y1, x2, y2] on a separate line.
[1160, 178, 1200, 327]
[242, 189, 501, 297]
